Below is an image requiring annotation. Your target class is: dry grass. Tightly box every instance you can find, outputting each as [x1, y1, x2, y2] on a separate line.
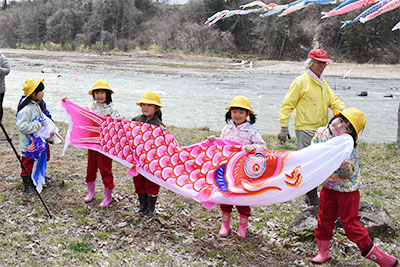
[0, 108, 399, 266]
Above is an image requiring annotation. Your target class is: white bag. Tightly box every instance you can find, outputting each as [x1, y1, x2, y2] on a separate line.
[34, 115, 61, 143]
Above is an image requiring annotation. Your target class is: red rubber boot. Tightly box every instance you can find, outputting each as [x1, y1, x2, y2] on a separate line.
[84, 182, 96, 203]
[311, 239, 331, 264]
[218, 212, 231, 237]
[364, 243, 399, 267]
[99, 187, 112, 208]
[237, 215, 249, 238]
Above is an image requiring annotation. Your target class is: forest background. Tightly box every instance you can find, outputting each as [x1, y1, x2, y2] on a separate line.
[0, 0, 399, 63]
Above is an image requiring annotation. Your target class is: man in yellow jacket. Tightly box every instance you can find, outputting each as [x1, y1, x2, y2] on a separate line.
[278, 48, 345, 206]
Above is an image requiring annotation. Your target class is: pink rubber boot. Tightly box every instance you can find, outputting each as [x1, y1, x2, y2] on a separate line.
[219, 212, 231, 237]
[364, 243, 399, 267]
[99, 187, 113, 208]
[84, 182, 96, 203]
[311, 239, 331, 264]
[237, 215, 249, 238]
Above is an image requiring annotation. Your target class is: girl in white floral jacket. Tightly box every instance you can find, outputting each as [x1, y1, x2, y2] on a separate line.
[84, 80, 121, 208]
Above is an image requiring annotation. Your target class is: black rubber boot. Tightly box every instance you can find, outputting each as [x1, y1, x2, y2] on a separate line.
[134, 193, 148, 214]
[22, 176, 35, 194]
[143, 194, 158, 217]
[305, 187, 319, 207]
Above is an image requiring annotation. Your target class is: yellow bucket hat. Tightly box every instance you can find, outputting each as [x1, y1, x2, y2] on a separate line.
[333, 107, 366, 140]
[226, 95, 254, 113]
[23, 79, 44, 97]
[136, 91, 163, 107]
[89, 80, 114, 95]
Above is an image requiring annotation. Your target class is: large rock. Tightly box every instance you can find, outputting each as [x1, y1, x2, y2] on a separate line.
[289, 202, 396, 236]
[357, 91, 368, 96]
[289, 206, 318, 235]
[355, 202, 395, 236]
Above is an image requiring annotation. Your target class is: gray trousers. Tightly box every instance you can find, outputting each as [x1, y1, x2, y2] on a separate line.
[0, 92, 4, 122]
[295, 130, 315, 149]
[295, 130, 319, 206]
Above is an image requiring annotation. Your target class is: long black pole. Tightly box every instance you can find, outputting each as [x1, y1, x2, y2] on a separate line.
[0, 122, 52, 218]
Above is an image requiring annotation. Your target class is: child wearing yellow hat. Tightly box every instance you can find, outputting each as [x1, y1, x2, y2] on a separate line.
[16, 78, 54, 193]
[131, 91, 165, 217]
[310, 107, 398, 266]
[84, 80, 121, 208]
[209, 95, 266, 238]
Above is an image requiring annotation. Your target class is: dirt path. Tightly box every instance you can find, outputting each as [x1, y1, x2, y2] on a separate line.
[254, 59, 400, 80]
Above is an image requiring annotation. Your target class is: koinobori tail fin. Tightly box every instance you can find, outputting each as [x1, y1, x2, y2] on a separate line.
[61, 98, 106, 154]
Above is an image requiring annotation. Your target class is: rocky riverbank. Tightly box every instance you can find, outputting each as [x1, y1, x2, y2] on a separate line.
[3, 48, 400, 79]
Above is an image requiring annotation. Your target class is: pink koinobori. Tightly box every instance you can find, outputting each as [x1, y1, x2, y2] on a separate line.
[61, 98, 354, 208]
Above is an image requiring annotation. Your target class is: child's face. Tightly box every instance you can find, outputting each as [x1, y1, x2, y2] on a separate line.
[31, 90, 44, 101]
[231, 108, 248, 126]
[140, 103, 158, 119]
[94, 90, 107, 104]
[329, 117, 352, 136]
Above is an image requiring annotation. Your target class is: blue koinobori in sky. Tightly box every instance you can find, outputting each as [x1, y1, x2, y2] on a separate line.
[205, 0, 400, 30]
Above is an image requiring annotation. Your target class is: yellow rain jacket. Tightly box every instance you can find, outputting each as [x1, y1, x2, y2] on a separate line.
[279, 72, 345, 130]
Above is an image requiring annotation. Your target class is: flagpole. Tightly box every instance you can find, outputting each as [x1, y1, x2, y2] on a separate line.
[0, 122, 52, 218]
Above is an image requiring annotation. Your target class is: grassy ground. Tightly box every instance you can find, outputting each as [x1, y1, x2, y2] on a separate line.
[0, 107, 399, 266]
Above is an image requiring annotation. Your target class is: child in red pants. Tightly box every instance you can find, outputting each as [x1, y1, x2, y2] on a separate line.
[209, 96, 266, 238]
[84, 80, 121, 208]
[311, 108, 398, 266]
[132, 91, 165, 217]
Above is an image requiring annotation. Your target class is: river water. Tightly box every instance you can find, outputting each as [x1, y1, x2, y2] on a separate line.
[2, 49, 399, 143]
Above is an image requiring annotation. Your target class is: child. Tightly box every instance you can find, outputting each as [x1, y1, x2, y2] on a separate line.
[311, 108, 398, 266]
[16, 79, 54, 193]
[132, 91, 165, 217]
[209, 96, 266, 238]
[84, 80, 121, 208]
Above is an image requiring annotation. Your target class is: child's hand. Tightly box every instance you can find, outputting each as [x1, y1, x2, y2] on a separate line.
[160, 125, 166, 131]
[50, 131, 55, 137]
[245, 145, 255, 153]
[340, 161, 350, 169]
[207, 135, 216, 142]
